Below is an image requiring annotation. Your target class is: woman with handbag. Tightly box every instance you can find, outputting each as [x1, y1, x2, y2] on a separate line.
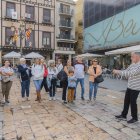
[1, 61, 14, 104]
[88, 59, 102, 101]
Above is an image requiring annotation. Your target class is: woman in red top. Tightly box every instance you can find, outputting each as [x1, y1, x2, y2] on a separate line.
[41, 59, 49, 93]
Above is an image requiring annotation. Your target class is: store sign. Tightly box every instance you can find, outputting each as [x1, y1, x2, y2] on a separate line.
[84, 5, 140, 51]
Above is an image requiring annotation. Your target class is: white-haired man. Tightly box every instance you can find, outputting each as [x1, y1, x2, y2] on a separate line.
[18, 58, 32, 101]
[113, 52, 140, 123]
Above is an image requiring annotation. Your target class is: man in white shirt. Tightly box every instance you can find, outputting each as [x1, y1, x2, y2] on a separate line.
[56, 59, 63, 73]
[74, 57, 85, 100]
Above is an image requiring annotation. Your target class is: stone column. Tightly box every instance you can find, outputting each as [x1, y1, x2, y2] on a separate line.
[68, 54, 71, 61]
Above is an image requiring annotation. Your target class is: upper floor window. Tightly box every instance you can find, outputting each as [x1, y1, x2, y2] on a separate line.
[42, 32, 51, 48]
[25, 5, 34, 21]
[43, 9, 51, 22]
[5, 27, 16, 45]
[6, 2, 16, 17]
[60, 4, 70, 13]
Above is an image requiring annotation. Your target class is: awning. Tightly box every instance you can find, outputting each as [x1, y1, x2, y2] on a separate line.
[105, 45, 140, 55]
[74, 53, 104, 59]
[3, 51, 21, 58]
[25, 52, 44, 59]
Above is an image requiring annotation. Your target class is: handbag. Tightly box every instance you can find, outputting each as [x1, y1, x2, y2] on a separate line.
[95, 75, 104, 83]
[57, 69, 68, 81]
[2, 76, 11, 83]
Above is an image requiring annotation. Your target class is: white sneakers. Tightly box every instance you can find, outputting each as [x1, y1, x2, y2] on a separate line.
[49, 97, 56, 101]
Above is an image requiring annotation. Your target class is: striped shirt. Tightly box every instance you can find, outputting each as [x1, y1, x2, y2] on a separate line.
[119, 62, 140, 91]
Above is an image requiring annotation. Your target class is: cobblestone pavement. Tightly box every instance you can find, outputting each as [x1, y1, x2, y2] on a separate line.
[1, 77, 140, 140]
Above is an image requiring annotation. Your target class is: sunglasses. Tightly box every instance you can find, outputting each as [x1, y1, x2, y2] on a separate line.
[93, 61, 98, 62]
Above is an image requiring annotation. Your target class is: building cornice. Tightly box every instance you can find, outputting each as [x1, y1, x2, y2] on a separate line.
[56, 0, 76, 5]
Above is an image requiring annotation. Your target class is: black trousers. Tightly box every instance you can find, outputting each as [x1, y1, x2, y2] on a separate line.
[49, 79, 57, 97]
[61, 80, 68, 101]
[122, 88, 139, 120]
[41, 77, 49, 92]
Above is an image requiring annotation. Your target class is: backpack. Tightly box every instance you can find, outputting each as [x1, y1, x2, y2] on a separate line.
[57, 69, 68, 81]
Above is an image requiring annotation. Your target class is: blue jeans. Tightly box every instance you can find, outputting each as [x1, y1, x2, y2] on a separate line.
[33, 80, 43, 92]
[89, 82, 98, 99]
[21, 80, 30, 97]
[49, 79, 57, 97]
[75, 78, 85, 98]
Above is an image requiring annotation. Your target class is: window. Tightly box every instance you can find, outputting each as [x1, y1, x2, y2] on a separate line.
[60, 4, 70, 13]
[43, 9, 51, 22]
[6, 2, 15, 17]
[5, 27, 16, 45]
[25, 30, 35, 47]
[42, 32, 51, 48]
[26, 5, 34, 21]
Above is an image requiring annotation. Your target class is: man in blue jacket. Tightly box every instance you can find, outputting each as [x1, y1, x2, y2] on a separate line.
[18, 58, 32, 101]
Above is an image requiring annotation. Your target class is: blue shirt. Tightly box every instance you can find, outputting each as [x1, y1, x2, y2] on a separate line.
[68, 76, 77, 88]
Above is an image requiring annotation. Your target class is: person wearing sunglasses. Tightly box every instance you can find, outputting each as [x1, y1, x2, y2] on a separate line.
[88, 58, 102, 101]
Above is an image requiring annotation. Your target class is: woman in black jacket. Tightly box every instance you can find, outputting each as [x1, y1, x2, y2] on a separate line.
[18, 58, 32, 101]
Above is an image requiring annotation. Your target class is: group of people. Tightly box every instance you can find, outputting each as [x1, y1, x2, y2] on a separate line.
[0, 51, 140, 124]
[0, 57, 102, 105]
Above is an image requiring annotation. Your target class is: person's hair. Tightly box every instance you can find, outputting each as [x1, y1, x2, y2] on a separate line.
[48, 60, 55, 67]
[92, 58, 98, 62]
[69, 70, 74, 74]
[20, 58, 26, 62]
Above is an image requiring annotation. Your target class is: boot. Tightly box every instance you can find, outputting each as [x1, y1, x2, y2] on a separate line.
[38, 92, 41, 103]
[35, 92, 39, 101]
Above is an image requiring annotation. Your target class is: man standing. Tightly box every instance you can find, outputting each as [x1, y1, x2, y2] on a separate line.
[74, 57, 85, 100]
[113, 52, 140, 123]
[57, 59, 63, 73]
[18, 58, 31, 101]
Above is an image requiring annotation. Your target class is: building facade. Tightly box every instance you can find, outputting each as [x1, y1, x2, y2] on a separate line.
[54, 0, 76, 62]
[0, 0, 55, 65]
[75, 0, 83, 54]
[84, 0, 140, 68]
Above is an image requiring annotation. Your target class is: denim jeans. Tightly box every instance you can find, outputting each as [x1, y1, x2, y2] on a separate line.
[89, 81, 98, 99]
[33, 80, 43, 92]
[49, 79, 57, 97]
[21, 80, 30, 98]
[75, 78, 85, 98]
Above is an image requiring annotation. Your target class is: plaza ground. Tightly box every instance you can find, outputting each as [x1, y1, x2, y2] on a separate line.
[0, 76, 140, 140]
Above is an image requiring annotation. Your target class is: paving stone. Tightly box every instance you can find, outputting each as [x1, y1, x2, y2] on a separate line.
[121, 128, 140, 139]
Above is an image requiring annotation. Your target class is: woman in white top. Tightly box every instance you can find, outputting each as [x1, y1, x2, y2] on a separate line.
[47, 60, 58, 100]
[32, 59, 44, 103]
[1, 60, 14, 104]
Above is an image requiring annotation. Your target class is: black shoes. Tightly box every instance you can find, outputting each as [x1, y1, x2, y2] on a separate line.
[127, 118, 138, 124]
[63, 101, 67, 104]
[81, 97, 85, 100]
[115, 115, 126, 120]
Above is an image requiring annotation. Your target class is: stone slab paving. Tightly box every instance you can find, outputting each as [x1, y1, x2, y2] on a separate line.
[1, 77, 140, 140]
[2, 79, 111, 140]
[57, 77, 140, 140]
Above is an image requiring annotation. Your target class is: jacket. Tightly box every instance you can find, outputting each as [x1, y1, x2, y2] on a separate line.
[88, 65, 102, 82]
[18, 65, 31, 81]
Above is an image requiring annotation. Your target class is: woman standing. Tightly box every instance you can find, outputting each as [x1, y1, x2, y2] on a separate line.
[62, 60, 74, 104]
[32, 59, 44, 103]
[88, 59, 102, 101]
[1, 61, 14, 104]
[47, 60, 58, 101]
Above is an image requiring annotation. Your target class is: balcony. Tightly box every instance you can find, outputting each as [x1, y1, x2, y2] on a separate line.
[59, 21, 73, 29]
[59, 8, 74, 16]
[57, 34, 76, 43]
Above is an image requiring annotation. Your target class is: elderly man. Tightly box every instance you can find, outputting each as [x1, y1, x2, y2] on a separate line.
[113, 52, 140, 123]
[18, 58, 32, 101]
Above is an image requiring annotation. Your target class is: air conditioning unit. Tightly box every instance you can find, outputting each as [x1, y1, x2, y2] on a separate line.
[12, 11, 17, 19]
[25, 13, 31, 19]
